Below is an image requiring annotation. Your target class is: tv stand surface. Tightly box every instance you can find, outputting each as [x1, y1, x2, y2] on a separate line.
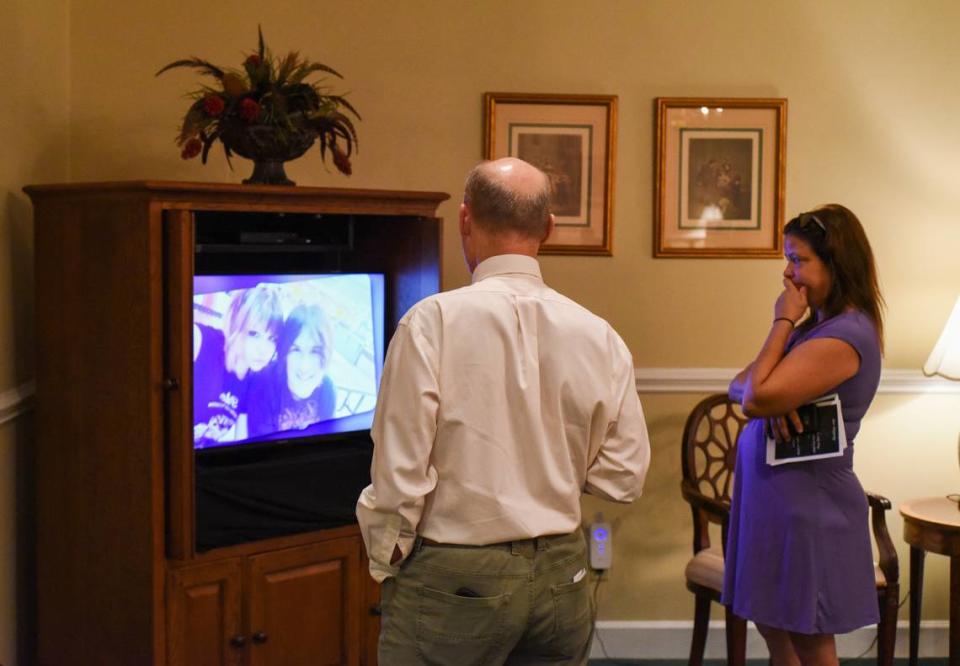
[25, 181, 447, 666]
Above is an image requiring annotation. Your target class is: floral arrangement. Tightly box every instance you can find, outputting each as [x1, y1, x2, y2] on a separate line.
[157, 27, 359, 175]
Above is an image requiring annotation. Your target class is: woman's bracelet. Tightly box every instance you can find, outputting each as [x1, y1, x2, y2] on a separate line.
[773, 316, 795, 327]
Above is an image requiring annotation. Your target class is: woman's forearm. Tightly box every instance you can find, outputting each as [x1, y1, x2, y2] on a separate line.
[742, 319, 795, 414]
[728, 364, 752, 402]
[736, 278, 808, 415]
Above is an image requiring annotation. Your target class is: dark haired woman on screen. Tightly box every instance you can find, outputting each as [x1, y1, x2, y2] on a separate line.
[248, 304, 338, 438]
[723, 205, 885, 666]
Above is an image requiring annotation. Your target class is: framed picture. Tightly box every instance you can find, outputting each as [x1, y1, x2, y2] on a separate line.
[654, 97, 787, 258]
[484, 93, 616, 255]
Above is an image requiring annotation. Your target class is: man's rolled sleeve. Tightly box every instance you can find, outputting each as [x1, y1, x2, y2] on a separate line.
[356, 313, 440, 581]
[584, 345, 650, 502]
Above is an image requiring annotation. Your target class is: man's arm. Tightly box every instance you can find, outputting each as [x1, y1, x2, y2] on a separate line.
[356, 314, 440, 581]
[584, 344, 651, 503]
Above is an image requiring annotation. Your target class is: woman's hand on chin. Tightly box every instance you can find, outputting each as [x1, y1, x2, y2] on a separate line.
[775, 278, 808, 324]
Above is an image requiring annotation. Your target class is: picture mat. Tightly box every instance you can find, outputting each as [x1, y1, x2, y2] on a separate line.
[661, 105, 779, 251]
[492, 101, 608, 249]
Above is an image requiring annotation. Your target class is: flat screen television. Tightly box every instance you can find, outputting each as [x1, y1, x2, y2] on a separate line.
[192, 272, 385, 451]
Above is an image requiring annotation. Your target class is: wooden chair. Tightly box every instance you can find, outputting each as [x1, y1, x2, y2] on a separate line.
[680, 393, 900, 666]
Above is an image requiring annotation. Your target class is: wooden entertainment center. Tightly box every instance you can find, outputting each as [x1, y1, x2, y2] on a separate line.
[25, 182, 447, 665]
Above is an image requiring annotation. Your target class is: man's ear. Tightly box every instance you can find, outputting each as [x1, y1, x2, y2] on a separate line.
[541, 213, 555, 243]
[459, 202, 470, 237]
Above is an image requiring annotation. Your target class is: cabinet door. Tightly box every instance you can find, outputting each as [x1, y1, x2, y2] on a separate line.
[359, 549, 380, 666]
[164, 209, 198, 559]
[167, 559, 244, 666]
[247, 538, 362, 666]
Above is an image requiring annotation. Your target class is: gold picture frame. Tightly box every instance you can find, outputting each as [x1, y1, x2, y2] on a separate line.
[484, 92, 617, 256]
[654, 97, 787, 258]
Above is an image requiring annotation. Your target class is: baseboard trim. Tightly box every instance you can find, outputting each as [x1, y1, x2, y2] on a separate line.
[589, 620, 950, 659]
[0, 380, 35, 426]
[634, 367, 959, 395]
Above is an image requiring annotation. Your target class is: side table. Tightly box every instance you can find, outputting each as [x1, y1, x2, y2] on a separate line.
[900, 496, 960, 665]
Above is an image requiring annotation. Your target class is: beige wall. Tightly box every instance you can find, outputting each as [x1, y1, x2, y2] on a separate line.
[3, 0, 959, 659]
[68, 0, 960, 368]
[2, 1, 70, 664]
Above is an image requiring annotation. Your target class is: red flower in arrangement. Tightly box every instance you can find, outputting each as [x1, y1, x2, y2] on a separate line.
[238, 98, 261, 122]
[202, 94, 225, 117]
[332, 145, 352, 175]
[180, 137, 203, 159]
[156, 26, 360, 178]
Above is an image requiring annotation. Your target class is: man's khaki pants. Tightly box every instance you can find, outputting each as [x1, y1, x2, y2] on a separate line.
[378, 531, 592, 665]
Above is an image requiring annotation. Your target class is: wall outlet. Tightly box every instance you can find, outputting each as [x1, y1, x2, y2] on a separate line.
[589, 514, 612, 570]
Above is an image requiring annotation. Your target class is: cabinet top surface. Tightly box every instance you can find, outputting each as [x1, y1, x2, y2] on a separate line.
[23, 180, 450, 216]
[23, 180, 448, 199]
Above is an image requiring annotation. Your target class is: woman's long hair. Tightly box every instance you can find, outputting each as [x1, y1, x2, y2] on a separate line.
[247, 304, 336, 436]
[276, 304, 334, 379]
[784, 204, 885, 351]
[277, 305, 335, 427]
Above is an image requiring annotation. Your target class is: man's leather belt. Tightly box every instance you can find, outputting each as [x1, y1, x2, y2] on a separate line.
[417, 533, 575, 558]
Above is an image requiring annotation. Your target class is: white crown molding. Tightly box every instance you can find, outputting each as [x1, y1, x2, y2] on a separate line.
[589, 620, 949, 659]
[635, 367, 960, 394]
[0, 380, 36, 427]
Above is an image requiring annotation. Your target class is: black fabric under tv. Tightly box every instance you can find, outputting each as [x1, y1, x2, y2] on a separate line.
[195, 437, 372, 551]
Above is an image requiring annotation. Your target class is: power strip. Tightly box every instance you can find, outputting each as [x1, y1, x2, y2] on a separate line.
[588, 514, 612, 570]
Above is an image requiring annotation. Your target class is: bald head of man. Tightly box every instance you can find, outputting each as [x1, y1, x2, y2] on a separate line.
[459, 158, 555, 272]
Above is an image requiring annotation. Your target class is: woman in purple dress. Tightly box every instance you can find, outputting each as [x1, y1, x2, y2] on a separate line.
[724, 205, 885, 665]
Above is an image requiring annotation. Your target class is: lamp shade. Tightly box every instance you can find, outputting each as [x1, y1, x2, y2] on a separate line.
[923, 295, 960, 380]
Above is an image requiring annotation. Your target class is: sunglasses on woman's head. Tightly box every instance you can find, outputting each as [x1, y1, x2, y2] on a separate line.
[796, 212, 826, 234]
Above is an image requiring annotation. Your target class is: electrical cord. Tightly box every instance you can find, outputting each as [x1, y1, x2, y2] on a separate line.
[590, 570, 612, 659]
[590, 515, 628, 663]
[587, 514, 633, 664]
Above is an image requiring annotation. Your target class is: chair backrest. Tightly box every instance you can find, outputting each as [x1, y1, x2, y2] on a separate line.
[680, 393, 748, 553]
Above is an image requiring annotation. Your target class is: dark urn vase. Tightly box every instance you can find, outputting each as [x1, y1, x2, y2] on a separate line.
[219, 123, 318, 186]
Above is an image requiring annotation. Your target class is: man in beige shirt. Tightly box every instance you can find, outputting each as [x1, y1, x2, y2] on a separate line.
[356, 157, 650, 664]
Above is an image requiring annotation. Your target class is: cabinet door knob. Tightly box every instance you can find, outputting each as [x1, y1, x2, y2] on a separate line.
[252, 631, 268, 644]
[229, 634, 246, 648]
[163, 377, 180, 391]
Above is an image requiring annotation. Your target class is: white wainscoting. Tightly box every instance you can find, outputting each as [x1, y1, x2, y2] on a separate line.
[1, 371, 955, 658]
[623, 367, 954, 660]
[2, 369, 955, 427]
[635, 367, 960, 394]
[589, 620, 950, 659]
[0, 380, 34, 427]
